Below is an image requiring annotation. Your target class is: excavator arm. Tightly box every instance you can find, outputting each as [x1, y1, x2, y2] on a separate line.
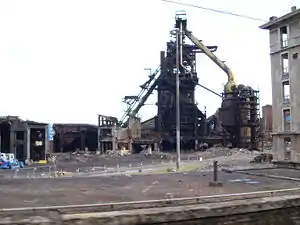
[184, 30, 236, 93]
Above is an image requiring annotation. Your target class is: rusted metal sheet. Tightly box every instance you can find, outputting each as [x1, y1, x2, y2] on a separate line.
[262, 105, 272, 132]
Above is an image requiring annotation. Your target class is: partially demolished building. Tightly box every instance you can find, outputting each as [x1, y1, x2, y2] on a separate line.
[0, 116, 48, 161]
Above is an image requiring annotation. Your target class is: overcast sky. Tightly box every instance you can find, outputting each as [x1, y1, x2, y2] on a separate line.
[0, 0, 298, 124]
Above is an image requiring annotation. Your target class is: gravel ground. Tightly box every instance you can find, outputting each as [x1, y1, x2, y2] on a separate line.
[52, 148, 263, 172]
[0, 170, 298, 208]
[0, 148, 265, 178]
[53, 147, 262, 168]
[0, 147, 270, 179]
[0, 148, 282, 209]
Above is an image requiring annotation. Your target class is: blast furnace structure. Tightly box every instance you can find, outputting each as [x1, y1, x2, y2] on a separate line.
[119, 12, 260, 151]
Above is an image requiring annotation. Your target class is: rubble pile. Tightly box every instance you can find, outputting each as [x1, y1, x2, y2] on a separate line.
[53, 151, 91, 164]
[250, 153, 273, 164]
[105, 149, 130, 157]
[141, 150, 170, 159]
[201, 147, 258, 159]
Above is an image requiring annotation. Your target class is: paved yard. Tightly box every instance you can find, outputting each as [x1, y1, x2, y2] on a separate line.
[0, 170, 298, 208]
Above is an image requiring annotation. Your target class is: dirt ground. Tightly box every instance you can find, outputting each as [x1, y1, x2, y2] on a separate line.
[0, 148, 283, 209]
[51, 147, 261, 171]
[0, 170, 298, 208]
[0, 147, 263, 178]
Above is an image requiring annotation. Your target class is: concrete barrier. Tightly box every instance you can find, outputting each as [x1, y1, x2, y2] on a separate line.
[1, 194, 300, 224]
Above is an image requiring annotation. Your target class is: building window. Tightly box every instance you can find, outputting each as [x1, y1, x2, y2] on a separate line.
[282, 80, 290, 104]
[280, 26, 288, 48]
[283, 109, 291, 131]
[281, 53, 289, 79]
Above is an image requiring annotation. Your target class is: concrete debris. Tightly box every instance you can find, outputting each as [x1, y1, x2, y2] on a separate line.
[47, 156, 57, 164]
[71, 150, 92, 155]
[54, 171, 72, 177]
[250, 153, 273, 164]
[142, 151, 170, 159]
[105, 149, 130, 157]
[199, 143, 209, 150]
[205, 147, 264, 158]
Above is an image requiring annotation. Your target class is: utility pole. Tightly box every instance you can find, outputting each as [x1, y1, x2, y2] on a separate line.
[175, 28, 181, 170]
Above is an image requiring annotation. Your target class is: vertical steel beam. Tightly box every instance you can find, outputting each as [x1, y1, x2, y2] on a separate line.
[213, 161, 218, 182]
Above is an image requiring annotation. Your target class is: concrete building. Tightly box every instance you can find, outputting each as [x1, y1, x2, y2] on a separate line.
[0, 116, 48, 162]
[260, 6, 300, 162]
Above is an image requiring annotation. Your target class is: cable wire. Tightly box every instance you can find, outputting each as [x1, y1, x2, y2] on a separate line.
[161, 0, 268, 22]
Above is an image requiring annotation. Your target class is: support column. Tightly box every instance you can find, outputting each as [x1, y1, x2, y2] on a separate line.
[26, 126, 31, 161]
[112, 126, 116, 151]
[154, 142, 158, 152]
[44, 127, 48, 160]
[289, 134, 300, 162]
[60, 130, 64, 153]
[128, 139, 133, 153]
[272, 135, 285, 161]
[80, 130, 86, 151]
[97, 127, 100, 151]
[9, 130, 15, 155]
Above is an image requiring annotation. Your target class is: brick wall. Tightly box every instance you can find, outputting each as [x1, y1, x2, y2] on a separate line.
[3, 195, 300, 225]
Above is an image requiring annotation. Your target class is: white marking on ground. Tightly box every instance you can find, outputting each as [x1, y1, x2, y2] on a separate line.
[142, 181, 159, 193]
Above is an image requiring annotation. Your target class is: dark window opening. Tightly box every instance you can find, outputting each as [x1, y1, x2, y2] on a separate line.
[293, 53, 298, 59]
[280, 26, 288, 48]
[281, 53, 289, 79]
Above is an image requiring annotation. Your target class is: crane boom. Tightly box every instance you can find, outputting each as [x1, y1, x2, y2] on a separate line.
[118, 66, 161, 127]
[184, 30, 236, 93]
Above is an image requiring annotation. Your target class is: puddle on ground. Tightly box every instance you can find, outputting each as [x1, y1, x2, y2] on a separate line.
[229, 178, 260, 185]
